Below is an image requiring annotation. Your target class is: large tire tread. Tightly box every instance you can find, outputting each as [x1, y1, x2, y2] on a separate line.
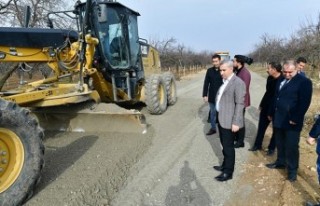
[145, 74, 167, 114]
[0, 99, 44, 206]
[163, 72, 177, 105]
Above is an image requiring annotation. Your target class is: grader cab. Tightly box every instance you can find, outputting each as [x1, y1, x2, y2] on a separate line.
[0, 0, 177, 205]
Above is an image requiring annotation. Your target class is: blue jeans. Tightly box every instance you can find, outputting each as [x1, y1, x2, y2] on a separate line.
[209, 102, 217, 130]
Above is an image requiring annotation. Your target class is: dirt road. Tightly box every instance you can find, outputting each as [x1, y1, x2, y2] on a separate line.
[24, 70, 318, 206]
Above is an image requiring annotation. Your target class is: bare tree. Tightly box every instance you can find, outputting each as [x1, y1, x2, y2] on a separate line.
[0, 0, 73, 28]
[147, 36, 212, 68]
[249, 12, 320, 80]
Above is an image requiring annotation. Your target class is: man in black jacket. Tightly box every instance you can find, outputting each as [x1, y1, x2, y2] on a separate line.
[203, 54, 223, 135]
[249, 62, 282, 155]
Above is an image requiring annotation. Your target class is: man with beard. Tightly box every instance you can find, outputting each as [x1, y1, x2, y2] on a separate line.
[233, 55, 253, 148]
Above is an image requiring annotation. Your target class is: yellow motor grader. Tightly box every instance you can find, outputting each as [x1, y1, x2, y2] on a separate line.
[0, 0, 177, 205]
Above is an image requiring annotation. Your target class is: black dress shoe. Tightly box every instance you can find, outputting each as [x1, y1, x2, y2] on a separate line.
[213, 165, 224, 171]
[234, 142, 244, 148]
[288, 173, 297, 182]
[215, 173, 233, 182]
[206, 129, 216, 135]
[266, 149, 275, 156]
[288, 176, 297, 182]
[265, 162, 286, 169]
[248, 146, 261, 151]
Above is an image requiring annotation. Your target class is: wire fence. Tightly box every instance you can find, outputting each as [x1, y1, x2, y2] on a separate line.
[162, 65, 206, 80]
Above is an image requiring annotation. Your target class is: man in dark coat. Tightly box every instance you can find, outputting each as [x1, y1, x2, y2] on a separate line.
[266, 60, 313, 182]
[202, 54, 223, 135]
[249, 62, 282, 155]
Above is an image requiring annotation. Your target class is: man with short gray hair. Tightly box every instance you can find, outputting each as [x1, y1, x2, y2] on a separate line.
[213, 60, 246, 182]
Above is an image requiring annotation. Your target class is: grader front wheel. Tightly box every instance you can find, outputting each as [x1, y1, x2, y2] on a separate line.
[0, 100, 44, 206]
[0, 129, 24, 194]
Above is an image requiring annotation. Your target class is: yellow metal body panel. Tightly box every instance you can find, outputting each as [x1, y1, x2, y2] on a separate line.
[142, 45, 161, 76]
[0, 47, 53, 62]
[2, 83, 100, 107]
[0, 34, 103, 107]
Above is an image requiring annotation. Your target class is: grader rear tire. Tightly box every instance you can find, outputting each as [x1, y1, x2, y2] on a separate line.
[0, 100, 44, 206]
[163, 72, 177, 105]
[145, 74, 168, 114]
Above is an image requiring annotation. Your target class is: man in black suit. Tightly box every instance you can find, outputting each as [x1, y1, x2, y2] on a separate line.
[266, 60, 313, 182]
[202, 54, 223, 135]
[249, 62, 282, 155]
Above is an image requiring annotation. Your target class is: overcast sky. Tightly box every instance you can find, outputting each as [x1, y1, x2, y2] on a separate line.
[119, 0, 320, 57]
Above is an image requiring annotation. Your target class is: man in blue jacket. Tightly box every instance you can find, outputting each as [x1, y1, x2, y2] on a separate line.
[266, 60, 313, 182]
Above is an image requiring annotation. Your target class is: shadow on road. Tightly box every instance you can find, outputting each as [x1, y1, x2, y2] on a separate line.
[198, 104, 258, 164]
[198, 103, 223, 164]
[244, 106, 259, 148]
[32, 134, 98, 196]
[165, 161, 212, 206]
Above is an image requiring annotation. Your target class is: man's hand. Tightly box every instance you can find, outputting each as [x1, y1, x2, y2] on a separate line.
[203, 96, 208, 102]
[306, 136, 316, 145]
[231, 124, 240, 132]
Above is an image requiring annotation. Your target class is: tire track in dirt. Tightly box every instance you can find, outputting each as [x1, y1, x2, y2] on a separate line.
[111, 117, 202, 205]
[110, 73, 205, 205]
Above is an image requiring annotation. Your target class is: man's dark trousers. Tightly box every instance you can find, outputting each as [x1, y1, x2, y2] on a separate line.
[254, 108, 276, 150]
[274, 128, 300, 176]
[218, 123, 235, 175]
[235, 109, 246, 145]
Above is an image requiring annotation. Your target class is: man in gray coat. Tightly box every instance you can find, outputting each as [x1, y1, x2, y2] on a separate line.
[213, 60, 246, 182]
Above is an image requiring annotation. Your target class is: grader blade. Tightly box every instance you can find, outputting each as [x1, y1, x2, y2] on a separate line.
[33, 102, 147, 134]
